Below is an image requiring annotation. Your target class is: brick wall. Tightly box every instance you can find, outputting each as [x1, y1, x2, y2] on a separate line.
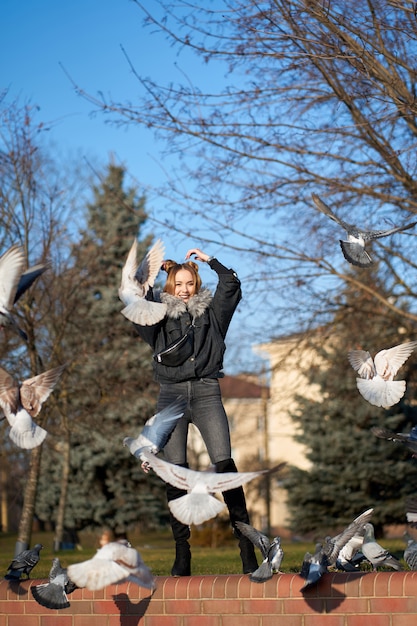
[1, 572, 416, 625]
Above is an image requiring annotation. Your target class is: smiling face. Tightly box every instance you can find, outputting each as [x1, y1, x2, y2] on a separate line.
[174, 268, 196, 303]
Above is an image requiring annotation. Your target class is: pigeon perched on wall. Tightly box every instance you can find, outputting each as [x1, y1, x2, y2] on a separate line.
[31, 558, 77, 609]
[300, 508, 374, 589]
[119, 238, 167, 325]
[403, 532, 417, 570]
[312, 193, 417, 267]
[371, 425, 417, 457]
[142, 450, 285, 526]
[361, 523, 403, 571]
[0, 363, 66, 449]
[348, 341, 417, 408]
[235, 521, 284, 583]
[335, 530, 367, 571]
[67, 539, 156, 591]
[123, 397, 187, 467]
[5, 543, 43, 580]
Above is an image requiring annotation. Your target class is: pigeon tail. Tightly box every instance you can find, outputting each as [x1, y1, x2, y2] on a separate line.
[8, 423, 47, 449]
[168, 493, 226, 526]
[121, 300, 167, 325]
[339, 240, 373, 267]
[31, 583, 70, 610]
[249, 559, 273, 583]
[356, 377, 406, 408]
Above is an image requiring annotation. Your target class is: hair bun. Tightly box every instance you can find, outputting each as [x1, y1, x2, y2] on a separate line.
[185, 260, 199, 273]
[162, 259, 177, 273]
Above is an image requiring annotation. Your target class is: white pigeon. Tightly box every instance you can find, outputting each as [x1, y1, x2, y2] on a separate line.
[0, 364, 66, 449]
[141, 450, 280, 526]
[123, 396, 187, 465]
[348, 340, 417, 408]
[67, 540, 156, 591]
[119, 238, 167, 325]
[312, 193, 417, 267]
[0, 244, 28, 340]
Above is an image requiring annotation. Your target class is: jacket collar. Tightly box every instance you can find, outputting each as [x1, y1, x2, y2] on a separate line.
[160, 288, 212, 319]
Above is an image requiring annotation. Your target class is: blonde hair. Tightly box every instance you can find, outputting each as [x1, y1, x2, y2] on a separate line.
[163, 260, 202, 295]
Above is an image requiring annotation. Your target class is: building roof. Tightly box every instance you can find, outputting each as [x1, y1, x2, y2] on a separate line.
[219, 374, 270, 399]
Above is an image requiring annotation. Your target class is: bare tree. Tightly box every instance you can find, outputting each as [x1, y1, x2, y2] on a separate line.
[70, 0, 417, 354]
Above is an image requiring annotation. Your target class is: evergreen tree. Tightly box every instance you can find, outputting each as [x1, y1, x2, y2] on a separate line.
[286, 266, 417, 536]
[36, 164, 167, 536]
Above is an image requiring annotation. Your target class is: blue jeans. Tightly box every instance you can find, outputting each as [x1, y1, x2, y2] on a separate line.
[157, 378, 232, 465]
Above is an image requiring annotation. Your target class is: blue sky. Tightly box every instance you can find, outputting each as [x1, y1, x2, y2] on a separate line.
[1, 0, 268, 374]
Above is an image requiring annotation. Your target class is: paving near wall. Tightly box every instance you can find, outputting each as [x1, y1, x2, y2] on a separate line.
[0, 571, 416, 625]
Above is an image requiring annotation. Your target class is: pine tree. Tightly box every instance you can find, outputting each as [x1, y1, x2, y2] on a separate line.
[285, 266, 417, 536]
[36, 164, 167, 537]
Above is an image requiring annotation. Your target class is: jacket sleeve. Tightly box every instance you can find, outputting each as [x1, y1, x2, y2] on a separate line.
[207, 257, 242, 337]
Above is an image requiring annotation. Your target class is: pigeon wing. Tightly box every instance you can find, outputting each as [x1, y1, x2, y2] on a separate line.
[201, 468, 266, 493]
[138, 397, 186, 453]
[348, 351, 375, 379]
[0, 245, 26, 310]
[363, 221, 417, 241]
[140, 450, 199, 491]
[311, 194, 354, 232]
[14, 263, 48, 303]
[235, 521, 271, 558]
[324, 508, 373, 565]
[0, 366, 20, 414]
[135, 239, 165, 289]
[20, 364, 66, 417]
[374, 341, 417, 379]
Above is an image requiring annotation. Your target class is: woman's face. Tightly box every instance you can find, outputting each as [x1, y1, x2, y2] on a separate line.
[174, 269, 196, 303]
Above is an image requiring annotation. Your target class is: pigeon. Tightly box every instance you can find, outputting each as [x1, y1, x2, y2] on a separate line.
[403, 532, 417, 570]
[5, 543, 43, 580]
[300, 508, 374, 589]
[119, 238, 167, 325]
[335, 530, 367, 571]
[67, 539, 156, 591]
[361, 522, 403, 571]
[142, 450, 285, 526]
[405, 496, 417, 527]
[312, 193, 417, 267]
[0, 244, 28, 340]
[235, 521, 284, 583]
[14, 262, 49, 304]
[348, 340, 417, 408]
[123, 396, 187, 467]
[31, 558, 77, 609]
[0, 363, 66, 449]
[371, 425, 417, 457]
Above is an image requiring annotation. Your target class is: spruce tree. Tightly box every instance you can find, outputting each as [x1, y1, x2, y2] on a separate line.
[285, 266, 417, 536]
[36, 164, 167, 536]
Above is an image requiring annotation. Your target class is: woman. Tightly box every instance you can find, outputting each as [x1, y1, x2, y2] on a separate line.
[134, 247, 258, 576]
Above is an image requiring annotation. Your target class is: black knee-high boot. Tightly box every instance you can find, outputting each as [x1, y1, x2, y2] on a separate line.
[166, 478, 191, 576]
[215, 458, 259, 574]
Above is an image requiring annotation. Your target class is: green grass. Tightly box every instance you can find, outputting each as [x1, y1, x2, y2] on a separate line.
[0, 529, 408, 580]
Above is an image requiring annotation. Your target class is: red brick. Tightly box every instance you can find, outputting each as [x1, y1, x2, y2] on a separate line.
[160, 576, 180, 599]
[40, 616, 73, 626]
[142, 617, 182, 626]
[236, 574, 252, 599]
[183, 617, 221, 626]
[212, 575, 228, 598]
[186, 575, 204, 599]
[165, 598, 201, 614]
[262, 617, 304, 626]
[346, 616, 390, 626]
[199, 576, 217, 599]
[73, 616, 110, 626]
[8, 617, 38, 626]
[392, 616, 417, 626]
[373, 572, 392, 596]
[92, 599, 119, 614]
[325, 598, 369, 614]
[222, 616, 260, 626]
[284, 597, 324, 614]
[0, 600, 25, 614]
[242, 598, 284, 614]
[370, 597, 416, 614]
[201, 598, 241, 614]
[304, 615, 345, 626]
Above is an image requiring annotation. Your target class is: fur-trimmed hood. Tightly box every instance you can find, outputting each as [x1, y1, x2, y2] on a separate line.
[159, 288, 212, 319]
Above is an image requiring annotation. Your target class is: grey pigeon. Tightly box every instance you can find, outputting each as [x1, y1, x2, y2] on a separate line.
[361, 523, 403, 571]
[372, 425, 417, 457]
[142, 449, 286, 526]
[14, 263, 48, 304]
[403, 532, 417, 570]
[300, 508, 374, 589]
[348, 341, 417, 408]
[5, 543, 43, 580]
[405, 496, 417, 528]
[0, 244, 28, 340]
[336, 529, 367, 571]
[312, 193, 417, 267]
[119, 238, 167, 325]
[67, 539, 156, 591]
[0, 363, 66, 449]
[31, 558, 77, 609]
[235, 521, 283, 583]
[123, 396, 187, 466]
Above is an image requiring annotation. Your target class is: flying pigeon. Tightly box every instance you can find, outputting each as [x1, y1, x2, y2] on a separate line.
[14, 262, 49, 304]
[123, 396, 187, 468]
[0, 363, 66, 449]
[142, 450, 285, 526]
[5, 543, 43, 580]
[405, 496, 417, 527]
[0, 244, 28, 340]
[67, 539, 156, 591]
[371, 425, 417, 457]
[335, 529, 367, 571]
[300, 508, 374, 589]
[119, 238, 167, 325]
[31, 558, 77, 609]
[361, 522, 403, 571]
[403, 532, 417, 570]
[348, 340, 417, 408]
[312, 193, 417, 267]
[235, 521, 284, 583]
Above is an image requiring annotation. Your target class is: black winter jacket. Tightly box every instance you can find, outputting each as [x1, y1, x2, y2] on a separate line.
[134, 258, 241, 383]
